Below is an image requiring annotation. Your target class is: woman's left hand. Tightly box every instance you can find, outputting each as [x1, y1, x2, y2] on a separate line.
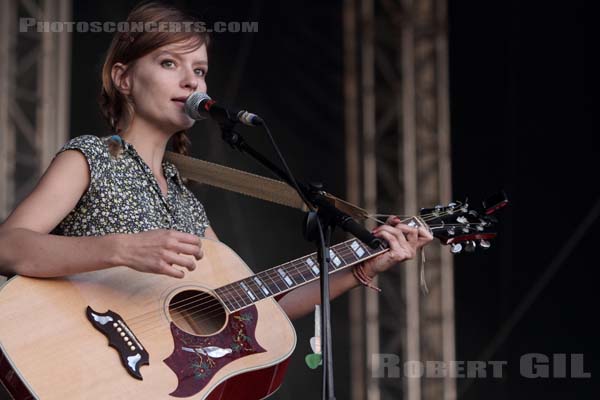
[361, 216, 434, 277]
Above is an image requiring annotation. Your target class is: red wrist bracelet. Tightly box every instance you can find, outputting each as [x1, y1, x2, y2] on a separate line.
[352, 263, 382, 292]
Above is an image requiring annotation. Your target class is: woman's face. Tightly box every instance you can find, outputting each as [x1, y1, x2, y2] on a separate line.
[124, 40, 208, 134]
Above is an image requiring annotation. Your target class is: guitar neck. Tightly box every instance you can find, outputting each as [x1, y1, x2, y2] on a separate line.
[214, 238, 389, 312]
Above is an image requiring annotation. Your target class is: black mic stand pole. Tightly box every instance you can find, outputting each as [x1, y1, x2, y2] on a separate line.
[217, 120, 383, 400]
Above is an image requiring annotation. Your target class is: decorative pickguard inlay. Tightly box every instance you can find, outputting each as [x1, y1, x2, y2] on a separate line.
[163, 305, 266, 398]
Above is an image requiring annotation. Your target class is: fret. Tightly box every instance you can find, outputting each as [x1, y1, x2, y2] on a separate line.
[275, 271, 291, 291]
[215, 237, 391, 310]
[348, 240, 366, 260]
[214, 287, 227, 309]
[356, 240, 375, 257]
[239, 281, 259, 302]
[337, 242, 357, 263]
[246, 277, 267, 300]
[305, 256, 320, 276]
[344, 241, 362, 260]
[262, 271, 284, 293]
[293, 260, 315, 281]
[328, 248, 343, 269]
[231, 284, 250, 308]
[234, 285, 249, 308]
[343, 242, 366, 265]
[220, 285, 243, 310]
[252, 276, 272, 296]
[277, 267, 295, 287]
[285, 262, 307, 284]
[281, 263, 304, 286]
[215, 287, 235, 311]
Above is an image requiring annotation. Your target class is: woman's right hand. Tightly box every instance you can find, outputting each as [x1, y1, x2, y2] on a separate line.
[115, 229, 203, 278]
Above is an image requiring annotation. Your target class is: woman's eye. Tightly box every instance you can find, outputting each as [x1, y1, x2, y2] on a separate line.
[161, 59, 175, 68]
[194, 68, 206, 77]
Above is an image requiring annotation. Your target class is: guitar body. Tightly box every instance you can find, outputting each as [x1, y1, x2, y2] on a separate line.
[0, 239, 296, 399]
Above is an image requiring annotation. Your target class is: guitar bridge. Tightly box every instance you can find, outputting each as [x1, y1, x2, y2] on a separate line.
[86, 306, 149, 380]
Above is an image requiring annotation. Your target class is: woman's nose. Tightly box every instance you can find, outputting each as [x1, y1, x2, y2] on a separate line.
[181, 79, 198, 91]
[181, 72, 198, 90]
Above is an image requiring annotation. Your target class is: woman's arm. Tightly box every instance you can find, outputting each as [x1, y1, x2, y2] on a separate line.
[278, 221, 433, 320]
[0, 228, 123, 277]
[276, 267, 361, 320]
[0, 150, 202, 278]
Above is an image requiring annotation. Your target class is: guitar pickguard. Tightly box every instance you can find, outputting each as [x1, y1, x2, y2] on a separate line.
[163, 305, 266, 398]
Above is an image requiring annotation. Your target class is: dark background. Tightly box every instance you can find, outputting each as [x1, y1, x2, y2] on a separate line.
[449, 0, 595, 399]
[3, 0, 595, 399]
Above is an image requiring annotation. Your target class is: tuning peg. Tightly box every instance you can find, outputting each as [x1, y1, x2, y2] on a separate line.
[447, 227, 455, 236]
[456, 216, 468, 224]
[447, 202, 456, 215]
[479, 239, 491, 249]
[450, 243, 462, 254]
[468, 210, 479, 217]
[464, 240, 476, 252]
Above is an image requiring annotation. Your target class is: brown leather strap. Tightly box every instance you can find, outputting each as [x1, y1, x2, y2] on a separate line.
[165, 151, 307, 210]
[164, 151, 369, 220]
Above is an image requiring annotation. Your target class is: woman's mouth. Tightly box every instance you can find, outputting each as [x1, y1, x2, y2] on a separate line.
[171, 97, 187, 108]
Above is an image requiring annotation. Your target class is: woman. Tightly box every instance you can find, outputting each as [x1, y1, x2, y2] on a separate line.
[0, 1, 432, 320]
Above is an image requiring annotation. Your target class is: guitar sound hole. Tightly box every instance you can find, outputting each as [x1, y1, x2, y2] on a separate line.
[168, 290, 226, 335]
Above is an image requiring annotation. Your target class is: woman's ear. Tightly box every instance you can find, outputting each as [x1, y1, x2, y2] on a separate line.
[111, 62, 132, 95]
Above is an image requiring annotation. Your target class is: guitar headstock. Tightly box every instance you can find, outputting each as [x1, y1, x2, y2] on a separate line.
[419, 191, 508, 254]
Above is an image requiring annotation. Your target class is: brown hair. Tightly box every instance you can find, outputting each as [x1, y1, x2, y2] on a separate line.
[99, 1, 209, 156]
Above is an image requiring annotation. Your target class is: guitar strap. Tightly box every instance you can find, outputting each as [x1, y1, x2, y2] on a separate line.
[164, 151, 370, 220]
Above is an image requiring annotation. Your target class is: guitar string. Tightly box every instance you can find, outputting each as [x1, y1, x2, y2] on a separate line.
[135, 279, 353, 338]
[130, 243, 387, 335]
[127, 203, 474, 324]
[130, 208, 464, 320]
[127, 218, 416, 330]
[125, 240, 379, 327]
[132, 218, 490, 337]
[129, 220, 483, 335]
[134, 217, 492, 337]
[130, 244, 377, 334]
[128, 229, 387, 326]
[127, 208, 480, 328]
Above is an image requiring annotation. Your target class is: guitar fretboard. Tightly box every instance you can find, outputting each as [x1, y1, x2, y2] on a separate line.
[214, 238, 388, 312]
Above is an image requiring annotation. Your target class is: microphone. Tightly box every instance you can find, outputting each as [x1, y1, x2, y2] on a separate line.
[184, 92, 263, 127]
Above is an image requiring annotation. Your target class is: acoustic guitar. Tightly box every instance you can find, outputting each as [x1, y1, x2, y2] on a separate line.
[0, 198, 505, 399]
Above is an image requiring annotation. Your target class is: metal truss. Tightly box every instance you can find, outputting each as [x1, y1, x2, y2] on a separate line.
[0, 0, 71, 221]
[344, 0, 454, 399]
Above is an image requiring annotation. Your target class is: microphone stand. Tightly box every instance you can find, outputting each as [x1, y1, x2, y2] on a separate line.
[217, 120, 382, 400]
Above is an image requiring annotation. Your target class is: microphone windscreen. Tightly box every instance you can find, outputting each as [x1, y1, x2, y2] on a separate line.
[184, 92, 211, 120]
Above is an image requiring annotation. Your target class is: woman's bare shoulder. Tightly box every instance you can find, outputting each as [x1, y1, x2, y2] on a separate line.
[1, 145, 91, 234]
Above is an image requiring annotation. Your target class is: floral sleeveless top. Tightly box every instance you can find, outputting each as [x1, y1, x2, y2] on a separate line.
[53, 135, 209, 237]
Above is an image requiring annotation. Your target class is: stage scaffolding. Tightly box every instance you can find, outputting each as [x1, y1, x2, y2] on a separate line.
[344, 0, 455, 399]
[0, 0, 71, 222]
[0, 1, 454, 398]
